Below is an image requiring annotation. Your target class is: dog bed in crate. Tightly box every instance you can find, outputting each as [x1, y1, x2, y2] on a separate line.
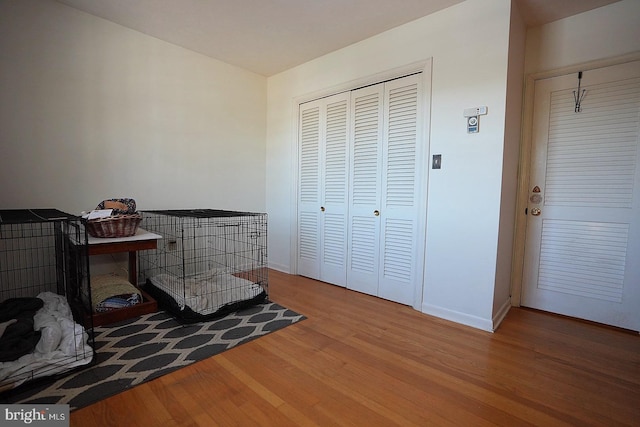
[145, 268, 267, 323]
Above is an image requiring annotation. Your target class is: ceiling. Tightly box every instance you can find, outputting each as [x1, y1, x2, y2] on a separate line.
[54, 0, 621, 76]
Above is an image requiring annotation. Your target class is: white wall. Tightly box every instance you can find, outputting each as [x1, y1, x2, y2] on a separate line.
[0, 0, 267, 215]
[492, 0, 526, 328]
[524, 0, 640, 75]
[266, 0, 514, 330]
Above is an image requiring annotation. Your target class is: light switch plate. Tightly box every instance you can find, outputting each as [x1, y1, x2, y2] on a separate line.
[432, 154, 442, 169]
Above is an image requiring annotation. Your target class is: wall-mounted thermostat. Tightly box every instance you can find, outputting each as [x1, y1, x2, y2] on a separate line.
[464, 106, 488, 134]
[467, 116, 479, 133]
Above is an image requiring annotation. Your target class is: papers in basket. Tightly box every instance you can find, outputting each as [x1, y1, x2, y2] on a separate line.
[82, 209, 113, 220]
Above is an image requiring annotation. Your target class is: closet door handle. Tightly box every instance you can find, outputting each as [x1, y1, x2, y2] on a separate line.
[320, 206, 325, 212]
[374, 210, 380, 216]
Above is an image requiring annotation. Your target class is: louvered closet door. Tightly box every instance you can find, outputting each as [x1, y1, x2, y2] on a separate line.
[347, 74, 423, 305]
[522, 60, 640, 331]
[347, 84, 384, 296]
[378, 74, 423, 304]
[298, 93, 350, 286]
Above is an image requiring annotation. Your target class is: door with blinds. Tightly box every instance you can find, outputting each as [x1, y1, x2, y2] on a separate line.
[347, 74, 424, 305]
[522, 60, 640, 331]
[298, 73, 426, 306]
[298, 92, 350, 286]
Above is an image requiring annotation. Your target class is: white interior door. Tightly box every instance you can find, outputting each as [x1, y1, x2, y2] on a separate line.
[347, 74, 424, 305]
[378, 75, 423, 305]
[522, 60, 640, 331]
[346, 83, 384, 296]
[297, 101, 321, 280]
[298, 93, 350, 286]
[320, 94, 350, 286]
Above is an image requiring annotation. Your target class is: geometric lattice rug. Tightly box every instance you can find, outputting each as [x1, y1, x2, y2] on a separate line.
[1, 302, 305, 410]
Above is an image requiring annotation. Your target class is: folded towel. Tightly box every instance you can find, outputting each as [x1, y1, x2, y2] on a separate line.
[91, 274, 142, 312]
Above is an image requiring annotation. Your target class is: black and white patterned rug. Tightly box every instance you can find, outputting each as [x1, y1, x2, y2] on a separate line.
[1, 302, 304, 410]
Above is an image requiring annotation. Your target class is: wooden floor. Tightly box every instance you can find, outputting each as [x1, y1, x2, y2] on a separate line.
[72, 270, 640, 426]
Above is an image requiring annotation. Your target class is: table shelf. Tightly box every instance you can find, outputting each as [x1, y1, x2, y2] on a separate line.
[87, 228, 162, 326]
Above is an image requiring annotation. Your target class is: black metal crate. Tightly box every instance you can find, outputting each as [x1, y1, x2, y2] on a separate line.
[139, 210, 268, 322]
[0, 209, 94, 393]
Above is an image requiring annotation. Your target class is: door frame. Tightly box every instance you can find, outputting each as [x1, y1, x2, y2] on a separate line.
[511, 52, 640, 307]
[289, 58, 432, 311]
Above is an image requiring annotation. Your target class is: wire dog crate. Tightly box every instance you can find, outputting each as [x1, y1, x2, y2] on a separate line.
[0, 209, 94, 394]
[139, 209, 268, 322]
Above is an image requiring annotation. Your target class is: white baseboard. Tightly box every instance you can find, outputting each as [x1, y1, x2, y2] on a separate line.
[492, 297, 512, 331]
[267, 262, 290, 274]
[421, 303, 494, 332]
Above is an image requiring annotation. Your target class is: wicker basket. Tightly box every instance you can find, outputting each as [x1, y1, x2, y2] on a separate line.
[86, 213, 142, 238]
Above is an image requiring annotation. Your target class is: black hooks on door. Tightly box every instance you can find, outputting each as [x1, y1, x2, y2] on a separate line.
[573, 71, 586, 113]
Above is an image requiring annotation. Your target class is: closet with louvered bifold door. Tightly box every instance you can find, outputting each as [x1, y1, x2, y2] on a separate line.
[298, 73, 426, 305]
[298, 92, 350, 287]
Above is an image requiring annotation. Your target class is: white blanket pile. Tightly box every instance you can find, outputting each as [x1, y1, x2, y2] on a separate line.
[149, 268, 263, 316]
[0, 292, 93, 392]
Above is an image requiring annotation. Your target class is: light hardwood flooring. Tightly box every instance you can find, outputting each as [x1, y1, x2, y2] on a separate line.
[72, 270, 640, 426]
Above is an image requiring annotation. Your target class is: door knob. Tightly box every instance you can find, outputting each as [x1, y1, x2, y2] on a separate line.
[320, 206, 325, 212]
[374, 210, 380, 216]
[531, 207, 541, 216]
